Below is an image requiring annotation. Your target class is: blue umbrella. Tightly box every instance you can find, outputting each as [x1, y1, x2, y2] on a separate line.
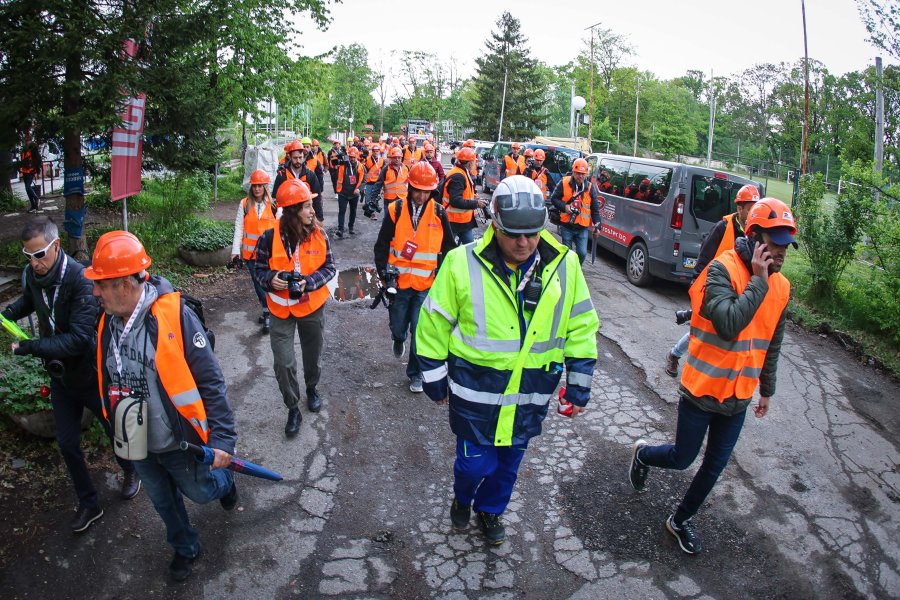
[181, 442, 283, 482]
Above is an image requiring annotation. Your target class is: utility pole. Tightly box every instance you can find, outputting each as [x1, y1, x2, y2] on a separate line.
[875, 56, 884, 174]
[570, 83, 576, 138]
[585, 21, 602, 145]
[800, 0, 810, 174]
[498, 66, 509, 142]
[706, 70, 716, 166]
[633, 78, 640, 157]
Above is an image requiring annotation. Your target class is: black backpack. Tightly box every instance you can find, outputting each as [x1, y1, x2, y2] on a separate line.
[179, 291, 215, 351]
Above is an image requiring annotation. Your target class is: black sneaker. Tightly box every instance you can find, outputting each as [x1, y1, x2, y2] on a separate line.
[476, 511, 506, 545]
[220, 480, 238, 511]
[629, 439, 649, 491]
[335, 230, 344, 238]
[120, 469, 141, 500]
[348, 229, 356, 235]
[71, 505, 104, 533]
[666, 514, 702, 554]
[307, 388, 322, 413]
[450, 499, 470, 529]
[392, 339, 404, 359]
[169, 547, 200, 581]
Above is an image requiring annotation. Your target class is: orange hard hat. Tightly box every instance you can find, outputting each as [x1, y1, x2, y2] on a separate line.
[84, 230, 152, 280]
[745, 197, 797, 238]
[463, 139, 475, 148]
[423, 142, 434, 151]
[456, 147, 476, 162]
[408, 162, 439, 190]
[533, 149, 545, 161]
[277, 179, 312, 207]
[399, 135, 406, 140]
[524, 148, 534, 158]
[735, 184, 762, 205]
[511, 142, 520, 150]
[641, 178, 651, 186]
[353, 136, 359, 142]
[347, 147, 359, 158]
[572, 158, 589, 174]
[311, 139, 320, 146]
[389, 147, 403, 158]
[286, 140, 304, 154]
[363, 139, 371, 147]
[249, 169, 270, 185]
[283, 142, 292, 153]
[391, 137, 399, 144]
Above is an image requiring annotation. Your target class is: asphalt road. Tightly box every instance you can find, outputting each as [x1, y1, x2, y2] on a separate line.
[1, 181, 897, 599]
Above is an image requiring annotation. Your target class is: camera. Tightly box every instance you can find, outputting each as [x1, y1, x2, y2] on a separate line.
[279, 270, 307, 300]
[382, 265, 400, 297]
[46, 359, 66, 379]
[675, 309, 692, 325]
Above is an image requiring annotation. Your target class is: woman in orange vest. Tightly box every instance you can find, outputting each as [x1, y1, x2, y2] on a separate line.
[441, 147, 486, 245]
[629, 198, 797, 556]
[251, 180, 336, 437]
[373, 162, 457, 392]
[231, 169, 277, 333]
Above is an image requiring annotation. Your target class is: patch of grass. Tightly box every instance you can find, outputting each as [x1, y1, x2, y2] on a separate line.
[178, 219, 233, 252]
[215, 166, 245, 203]
[129, 171, 211, 229]
[0, 190, 26, 212]
[781, 252, 899, 374]
[0, 239, 22, 267]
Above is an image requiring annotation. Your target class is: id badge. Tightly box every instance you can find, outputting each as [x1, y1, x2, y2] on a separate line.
[400, 240, 418, 260]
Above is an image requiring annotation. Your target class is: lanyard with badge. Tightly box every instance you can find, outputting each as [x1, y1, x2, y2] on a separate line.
[41, 254, 68, 333]
[400, 201, 424, 260]
[108, 285, 147, 409]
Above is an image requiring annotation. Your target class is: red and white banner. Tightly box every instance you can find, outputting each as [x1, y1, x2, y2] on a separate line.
[110, 39, 145, 202]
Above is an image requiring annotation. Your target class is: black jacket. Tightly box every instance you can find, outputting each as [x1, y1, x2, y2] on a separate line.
[3, 254, 99, 390]
[272, 164, 322, 201]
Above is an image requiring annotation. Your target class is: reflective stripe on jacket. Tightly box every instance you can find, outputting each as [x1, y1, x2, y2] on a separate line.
[96, 293, 210, 444]
[559, 177, 592, 228]
[266, 221, 330, 318]
[387, 199, 444, 291]
[366, 156, 384, 182]
[528, 167, 550, 199]
[336, 162, 365, 194]
[384, 166, 409, 200]
[681, 249, 789, 402]
[416, 228, 599, 446]
[441, 166, 476, 224]
[240, 197, 277, 260]
[403, 147, 422, 168]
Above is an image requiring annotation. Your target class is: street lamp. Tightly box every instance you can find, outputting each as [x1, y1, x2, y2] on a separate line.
[572, 95, 586, 141]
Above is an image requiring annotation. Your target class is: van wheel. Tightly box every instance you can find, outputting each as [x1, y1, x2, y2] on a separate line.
[626, 241, 652, 287]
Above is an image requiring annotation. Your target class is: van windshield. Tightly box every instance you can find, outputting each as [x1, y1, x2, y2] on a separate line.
[549, 147, 581, 174]
[690, 176, 756, 223]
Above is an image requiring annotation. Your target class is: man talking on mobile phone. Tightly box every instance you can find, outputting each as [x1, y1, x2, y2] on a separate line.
[627, 198, 797, 555]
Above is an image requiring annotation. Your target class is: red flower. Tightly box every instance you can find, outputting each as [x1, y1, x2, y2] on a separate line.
[39, 385, 51, 398]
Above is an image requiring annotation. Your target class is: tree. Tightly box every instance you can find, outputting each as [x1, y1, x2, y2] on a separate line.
[471, 12, 546, 140]
[645, 80, 698, 157]
[330, 44, 376, 134]
[577, 27, 634, 124]
[856, 0, 899, 60]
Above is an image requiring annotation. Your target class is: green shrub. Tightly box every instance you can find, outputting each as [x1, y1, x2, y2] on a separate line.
[0, 189, 25, 212]
[0, 347, 53, 415]
[178, 219, 234, 252]
[215, 166, 245, 203]
[0, 239, 22, 266]
[130, 171, 212, 228]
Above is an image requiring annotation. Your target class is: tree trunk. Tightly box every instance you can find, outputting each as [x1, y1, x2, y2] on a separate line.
[63, 47, 88, 261]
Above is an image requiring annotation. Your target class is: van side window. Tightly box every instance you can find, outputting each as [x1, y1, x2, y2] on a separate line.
[625, 163, 672, 204]
[691, 176, 734, 223]
[598, 159, 630, 196]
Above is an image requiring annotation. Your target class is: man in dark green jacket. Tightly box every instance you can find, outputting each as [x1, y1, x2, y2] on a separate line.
[627, 198, 797, 555]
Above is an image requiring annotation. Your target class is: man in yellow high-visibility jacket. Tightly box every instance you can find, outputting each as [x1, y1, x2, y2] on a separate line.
[417, 175, 599, 545]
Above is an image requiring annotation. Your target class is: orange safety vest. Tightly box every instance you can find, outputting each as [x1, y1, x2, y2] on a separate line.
[266, 221, 330, 318]
[313, 149, 326, 170]
[96, 293, 211, 443]
[240, 197, 277, 260]
[20, 150, 37, 175]
[529, 167, 550, 199]
[366, 156, 384, 182]
[336, 162, 365, 194]
[305, 155, 320, 173]
[718, 213, 742, 255]
[559, 177, 593, 228]
[383, 165, 409, 200]
[504, 154, 525, 178]
[441, 166, 476, 224]
[403, 147, 422, 168]
[388, 199, 444, 291]
[681, 249, 790, 402]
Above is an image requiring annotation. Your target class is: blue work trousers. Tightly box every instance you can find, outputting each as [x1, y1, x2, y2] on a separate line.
[452, 226, 475, 245]
[671, 331, 690, 359]
[132, 450, 233, 559]
[639, 397, 747, 522]
[453, 438, 527, 515]
[560, 225, 589, 264]
[389, 287, 427, 378]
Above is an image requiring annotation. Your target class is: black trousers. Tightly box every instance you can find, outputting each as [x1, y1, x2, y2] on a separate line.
[51, 380, 133, 509]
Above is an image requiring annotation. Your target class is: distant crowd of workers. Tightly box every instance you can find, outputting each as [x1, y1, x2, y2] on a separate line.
[2, 123, 800, 582]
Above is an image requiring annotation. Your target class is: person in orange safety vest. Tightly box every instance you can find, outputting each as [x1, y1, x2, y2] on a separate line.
[629, 198, 797, 556]
[441, 146, 486, 245]
[366, 146, 409, 219]
[523, 148, 551, 200]
[503, 143, 526, 179]
[231, 168, 278, 333]
[549, 158, 601, 264]
[373, 161, 456, 392]
[251, 180, 336, 437]
[87, 230, 238, 582]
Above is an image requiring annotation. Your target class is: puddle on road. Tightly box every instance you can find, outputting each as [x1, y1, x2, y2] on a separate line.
[332, 266, 382, 302]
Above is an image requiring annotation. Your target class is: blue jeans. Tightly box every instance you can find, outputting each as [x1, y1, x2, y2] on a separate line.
[671, 331, 690, 358]
[560, 226, 589, 264]
[23, 173, 39, 210]
[389, 287, 428, 378]
[246, 259, 267, 311]
[453, 438, 527, 514]
[132, 450, 233, 558]
[337, 194, 358, 233]
[639, 397, 747, 522]
[452, 226, 474, 245]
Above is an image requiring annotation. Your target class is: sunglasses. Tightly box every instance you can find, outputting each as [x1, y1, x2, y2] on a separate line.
[23, 237, 58, 260]
[499, 229, 540, 240]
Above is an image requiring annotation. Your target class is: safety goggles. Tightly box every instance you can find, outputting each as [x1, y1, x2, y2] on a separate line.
[498, 229, 540, 240]
[22, 237, 58, 260]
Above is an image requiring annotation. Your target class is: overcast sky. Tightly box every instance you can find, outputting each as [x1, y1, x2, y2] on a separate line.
[295, 0, 894, 95]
